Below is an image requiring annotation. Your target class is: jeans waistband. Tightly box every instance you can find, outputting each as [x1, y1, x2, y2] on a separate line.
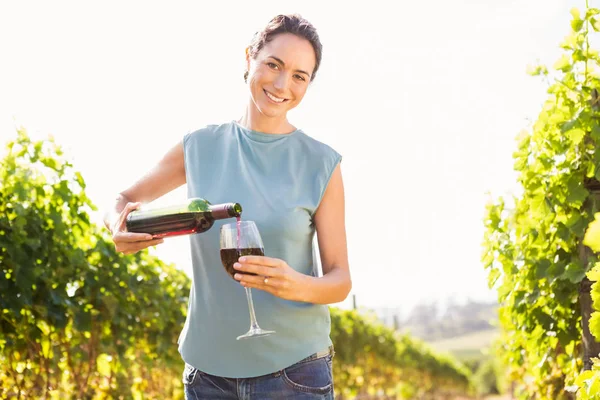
[297, 345, 335, 364]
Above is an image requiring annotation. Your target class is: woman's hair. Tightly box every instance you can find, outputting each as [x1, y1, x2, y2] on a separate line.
[245, 14, 322, 83]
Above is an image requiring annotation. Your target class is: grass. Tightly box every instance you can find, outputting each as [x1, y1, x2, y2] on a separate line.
[426, 328, 500, 360]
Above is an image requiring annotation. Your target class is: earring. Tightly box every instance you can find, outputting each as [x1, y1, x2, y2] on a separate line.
[244, 71, 249, 83]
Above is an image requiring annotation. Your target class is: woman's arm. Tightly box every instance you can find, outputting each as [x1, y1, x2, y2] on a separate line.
[233, 164, 352, 304]
[302, 163, 352, 304]
[104, 141, 186, 254]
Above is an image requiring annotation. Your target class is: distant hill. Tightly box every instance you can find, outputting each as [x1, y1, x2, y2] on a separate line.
[427, 328, 500, 359]
[370, 299, 499, 342]
[401, 299, 498, 341]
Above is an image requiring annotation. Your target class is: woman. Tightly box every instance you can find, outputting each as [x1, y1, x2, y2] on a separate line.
[105, 14, 350, 399]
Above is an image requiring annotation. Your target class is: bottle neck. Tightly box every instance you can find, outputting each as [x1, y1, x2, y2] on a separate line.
[209, 203, 242, 220]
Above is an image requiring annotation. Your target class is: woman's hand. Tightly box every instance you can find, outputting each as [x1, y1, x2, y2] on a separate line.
[233, 256, 310, 302]
[110, 202, 164, 255]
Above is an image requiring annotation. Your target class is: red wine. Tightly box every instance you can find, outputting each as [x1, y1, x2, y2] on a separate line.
[220, 247, 264, 278]
[236, 216, 242, 250]
[126, 198, 242, 238]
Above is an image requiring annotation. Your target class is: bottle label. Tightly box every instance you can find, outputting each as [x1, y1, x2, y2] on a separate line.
[211, 204, 231, 220]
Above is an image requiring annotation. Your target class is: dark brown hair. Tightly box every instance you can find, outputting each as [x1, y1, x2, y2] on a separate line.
[244, 14, 323, 83]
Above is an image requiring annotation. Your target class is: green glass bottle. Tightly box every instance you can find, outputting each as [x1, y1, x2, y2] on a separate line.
[126, 198, 242, 238]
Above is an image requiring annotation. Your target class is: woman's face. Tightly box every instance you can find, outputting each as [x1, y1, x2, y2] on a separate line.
[246, 33, 316, 120]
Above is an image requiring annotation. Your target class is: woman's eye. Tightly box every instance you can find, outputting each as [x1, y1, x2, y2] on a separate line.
[294, 74, 306, 81]
[267, 62, 279, 69]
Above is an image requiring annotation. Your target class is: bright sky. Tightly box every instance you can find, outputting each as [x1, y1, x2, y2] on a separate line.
[0, 0, 582, 316]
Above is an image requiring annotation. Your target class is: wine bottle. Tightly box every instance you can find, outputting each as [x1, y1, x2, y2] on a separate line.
[126, 198, 242, 238]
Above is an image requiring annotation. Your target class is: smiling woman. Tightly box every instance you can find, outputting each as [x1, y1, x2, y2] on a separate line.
[242, 15, 322, 131]
[244, 33, 315, 124]
[103, 13, 349, 400]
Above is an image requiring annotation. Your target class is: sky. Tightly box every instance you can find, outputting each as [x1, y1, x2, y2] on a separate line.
[0, 0, 585, 316]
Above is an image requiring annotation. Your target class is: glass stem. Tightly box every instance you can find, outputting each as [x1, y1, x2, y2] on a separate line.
[245, 287, 260, 330]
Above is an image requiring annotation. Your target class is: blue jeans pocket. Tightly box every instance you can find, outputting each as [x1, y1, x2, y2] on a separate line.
[282, 354, 333, 395]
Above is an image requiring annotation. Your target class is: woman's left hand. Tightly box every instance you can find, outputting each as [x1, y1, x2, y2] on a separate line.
[233, 256, 309, 302]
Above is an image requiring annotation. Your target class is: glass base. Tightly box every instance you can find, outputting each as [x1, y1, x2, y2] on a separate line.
[237, 327, 276, 340]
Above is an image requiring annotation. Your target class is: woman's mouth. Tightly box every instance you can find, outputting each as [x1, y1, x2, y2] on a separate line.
[264, 90, 288, 104]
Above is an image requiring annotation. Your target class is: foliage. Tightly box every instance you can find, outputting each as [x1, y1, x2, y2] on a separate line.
[330, 308, 471, 399]
[0, 128, 190, 399]
[576, 216, 600, 398]
[482, 5, 600, 399]
[470, 355, 503, 397]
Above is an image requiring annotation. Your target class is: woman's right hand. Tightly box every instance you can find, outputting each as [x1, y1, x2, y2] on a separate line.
[110, 202, 164, 255]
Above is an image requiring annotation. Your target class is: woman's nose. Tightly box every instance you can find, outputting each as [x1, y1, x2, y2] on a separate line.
[273, 73, 290, 91]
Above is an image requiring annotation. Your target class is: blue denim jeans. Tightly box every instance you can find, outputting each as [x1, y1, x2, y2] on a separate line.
[182, 347, 334, 399]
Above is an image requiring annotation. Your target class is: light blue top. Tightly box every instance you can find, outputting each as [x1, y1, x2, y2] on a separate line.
[178, 121, 342, 378]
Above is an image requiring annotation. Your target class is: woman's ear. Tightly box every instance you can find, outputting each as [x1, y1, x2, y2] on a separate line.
[245, 47, 251, 70]
[244, 47, 252, 83]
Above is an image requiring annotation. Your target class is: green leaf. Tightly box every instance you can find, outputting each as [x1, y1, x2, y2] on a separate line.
[576, 370, 595, 386]
[572, 214, 591, 236]
[588, 162, 596, 178]
[487, 267, 501, 288]
[554, 54, 573, 72]
[536, 260, 551, 280]
[36, 320, 51, 336]
[566, 177, 589, 207]
[532, 308, 554, 329]
[526, 64, 549, 76]
[563, 261, 587, 283]
[592, 125, 600, 142]
[41, 157, 57, 170]
[591, 281, 600, 310]
[573, 49, 587, 62]
[584, 213, 600, 252]
[548, 261, 567, 278]
[96, 353, 112, 377]
[566, 128, 586, 145]
[589, 376, 600, 398]
[561, 33, 579, 50]
[530, 194, 551, 217]
[566, 213, 582, 228]
[590, 312, 600, 340]
[561, 118, 580, 133]
[585, 8, 600, 19]
[75, 172, 86, 189]
[41, 337, 52, 358]
[588, 265, 600, 282]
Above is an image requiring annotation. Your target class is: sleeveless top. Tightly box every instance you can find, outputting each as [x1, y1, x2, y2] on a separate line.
[178, 121, 342, 378]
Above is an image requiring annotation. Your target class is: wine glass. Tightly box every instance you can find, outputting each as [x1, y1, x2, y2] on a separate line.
[220, 220, 275, 340]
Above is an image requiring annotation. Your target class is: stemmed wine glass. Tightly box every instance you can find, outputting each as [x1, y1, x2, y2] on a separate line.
[220, 220, 275, 340]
